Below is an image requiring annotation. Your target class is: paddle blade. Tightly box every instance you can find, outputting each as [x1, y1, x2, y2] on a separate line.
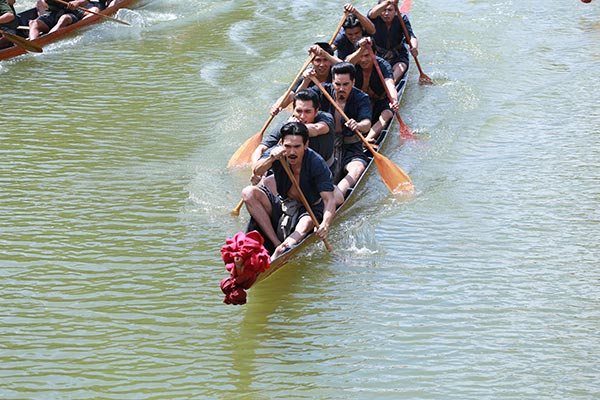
[0, 30, 42, 53]
[373, 153, 414, 194]
[230, 199, 244, 217]
[400, 0, 412, 13]
[419, 73, 434, 85]
[397, 113, 417, 140]
[227, 132, 262, 168]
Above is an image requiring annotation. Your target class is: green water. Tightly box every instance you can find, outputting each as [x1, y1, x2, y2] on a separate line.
[1, 0, 599, 398]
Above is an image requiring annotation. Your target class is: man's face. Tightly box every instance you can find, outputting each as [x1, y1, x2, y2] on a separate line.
[381, 4, 395, 22]
[358, 50, 372, 69]
[332, 73, 354, 102]
[344, 26, 363, 45]
[282, 135, 307, 166]
[312, 55, 331, 77]
[293, 99, 317, 125]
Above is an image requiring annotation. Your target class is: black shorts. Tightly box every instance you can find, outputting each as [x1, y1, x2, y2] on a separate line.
[259, 185, 324, 242]
[342, 141, 368, 168]
[372, 97, 391, 122]
[38, 9, 84, 29]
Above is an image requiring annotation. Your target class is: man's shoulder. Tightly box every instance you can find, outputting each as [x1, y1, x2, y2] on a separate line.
[316, 111, 334, 124]
[305, 147, 328, 167]
[350, 86, 370, 101]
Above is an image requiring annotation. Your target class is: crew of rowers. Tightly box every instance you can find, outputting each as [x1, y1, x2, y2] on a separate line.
[0, 0, 123, 47]
[242, 0, 421, 258]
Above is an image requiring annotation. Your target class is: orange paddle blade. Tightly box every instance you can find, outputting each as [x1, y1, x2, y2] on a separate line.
[373, 152, 414, 194]
[400, 0, 412, 13]
[227, 132, 262, 168]
[398, 114, 417, 140]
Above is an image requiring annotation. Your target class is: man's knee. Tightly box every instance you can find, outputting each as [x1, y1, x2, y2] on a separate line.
[348, 161, 365, 176]
[241, 185, 259, 202]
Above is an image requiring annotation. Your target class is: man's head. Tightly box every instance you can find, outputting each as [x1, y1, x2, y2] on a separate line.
[357, 40, 375, 70]
[378, 0, 397, 22]
[331, 62, 356, 102]
[280, 122, 309, 164]
[293, 90, 320, 125]
[342, 14, 364, 45]
[311, 42, 333, 78]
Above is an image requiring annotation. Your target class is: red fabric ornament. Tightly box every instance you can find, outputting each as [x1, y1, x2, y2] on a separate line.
[220, 231, 270, 305]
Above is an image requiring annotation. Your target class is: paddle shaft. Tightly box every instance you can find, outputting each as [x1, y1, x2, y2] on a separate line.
[367, 45, 415, 140]
[53, 0, 130, 25]
[0, 29, 43, 52]
[393, 3, 432, 83]
[273, 11, 347, 116]
[310, 77, 414, 193]
[279, 158, 333, 252]
[227, 12, 348, 168]
[310, 77, 379, 158]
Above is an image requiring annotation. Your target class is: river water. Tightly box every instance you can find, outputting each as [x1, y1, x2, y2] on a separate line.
[1, 0, 598, 398]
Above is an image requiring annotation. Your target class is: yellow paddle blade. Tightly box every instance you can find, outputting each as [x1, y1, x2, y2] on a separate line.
[373, 152, 414, 194]
[0, 30, 42, 53]
[227, 132, 261, 168]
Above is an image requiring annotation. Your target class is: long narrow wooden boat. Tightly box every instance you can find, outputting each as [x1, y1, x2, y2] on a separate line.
[253, 66, 410, 284]
[0, 0, 139, 61]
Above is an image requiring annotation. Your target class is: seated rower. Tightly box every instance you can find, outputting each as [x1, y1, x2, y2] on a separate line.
[29, 0, 87, 40]
[332, 3, 376, 61]
[252, 89, 335, 171]
[0, 0, 18, 49]
[299, 62, 372, 200]
[368, 0, 420, 83]
[270, 42, 342, 116]
[242, 122, 336, 258]
[346, 37, 399, 145]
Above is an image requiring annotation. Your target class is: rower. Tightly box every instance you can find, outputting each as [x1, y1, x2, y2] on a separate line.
[0, 0, 18, 49]
[270, 42, 342, 116]
[332, 3, 376, 61]
[242, 122, 336, 258]
[299, 62, 372, 200]
[346, 37, 399, 145]
[368, 0, 420, 83]
[252, 89, 335, 169]
[29, 0, 87, 40]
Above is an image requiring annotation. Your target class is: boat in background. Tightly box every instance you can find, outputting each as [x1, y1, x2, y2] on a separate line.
[0, 0, 139, 61]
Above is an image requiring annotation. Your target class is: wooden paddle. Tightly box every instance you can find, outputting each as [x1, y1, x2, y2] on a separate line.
[54, 0, 130, 26]
[366, 44, 416, 140]
[0, 29, 43, 53]
[310, 77, 414, 194]
[393, 3, 433, 85]
[280, 157, 333, 252]
[227, 12, 348, 168]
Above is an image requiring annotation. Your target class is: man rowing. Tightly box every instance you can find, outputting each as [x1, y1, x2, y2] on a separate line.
[332, 3, 375, 61]
[0, 0, 17, 49]
[368, 0, 420, 83]
[346, 37, 399, 145]
[29, 0, 88, 40]
[242, 122, 336, 258]
[270, 42, 341, 116]
[299, 62, 372, 199]
[252, 89, 335, 172]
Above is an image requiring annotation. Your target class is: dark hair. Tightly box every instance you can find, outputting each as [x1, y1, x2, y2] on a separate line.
[313, 42, 334, 56]
[293, 89, 320, 110]
[331, 62, 356, 81]
[280, 121, 309, 144]
[343, 13, 361, 29]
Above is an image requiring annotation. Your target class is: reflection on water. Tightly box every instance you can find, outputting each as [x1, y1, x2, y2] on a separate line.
[1, 0, 598, 398]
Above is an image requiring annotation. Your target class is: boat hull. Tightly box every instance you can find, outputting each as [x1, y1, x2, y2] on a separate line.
[0, 0, 139, 60]
[253, 70, 410, 284]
